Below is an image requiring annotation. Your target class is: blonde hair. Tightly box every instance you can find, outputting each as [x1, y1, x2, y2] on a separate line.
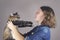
[40, 6, 56, 28]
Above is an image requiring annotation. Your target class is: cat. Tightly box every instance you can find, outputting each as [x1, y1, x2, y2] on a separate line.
[3, 12, 20, 40]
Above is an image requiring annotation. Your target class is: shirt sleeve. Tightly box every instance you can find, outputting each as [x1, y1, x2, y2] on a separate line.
[24, 27, 50, 40]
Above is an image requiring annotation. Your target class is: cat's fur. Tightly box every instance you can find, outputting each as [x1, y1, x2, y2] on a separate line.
[3, 13, 20, 40]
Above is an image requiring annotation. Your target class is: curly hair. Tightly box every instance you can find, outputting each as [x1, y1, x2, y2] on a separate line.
[40, 6, 56, 28]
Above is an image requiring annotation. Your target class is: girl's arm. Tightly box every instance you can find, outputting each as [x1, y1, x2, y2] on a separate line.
[7, 21, 24, 40]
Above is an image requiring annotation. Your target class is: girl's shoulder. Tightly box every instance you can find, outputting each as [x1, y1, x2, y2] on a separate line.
[37, 25, 50, 33]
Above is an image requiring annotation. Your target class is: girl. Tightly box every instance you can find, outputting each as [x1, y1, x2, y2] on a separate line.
[7, 6, 56, 40]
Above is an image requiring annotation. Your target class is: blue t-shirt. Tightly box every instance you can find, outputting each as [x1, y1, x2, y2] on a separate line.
[24, 25, 50, 40]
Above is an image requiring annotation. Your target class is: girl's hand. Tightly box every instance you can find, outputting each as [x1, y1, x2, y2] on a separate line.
[7, 21, 24, 40]
[7, 21, 17, 31]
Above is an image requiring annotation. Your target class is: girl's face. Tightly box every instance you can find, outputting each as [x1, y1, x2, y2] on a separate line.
[35, 9, 45, 24]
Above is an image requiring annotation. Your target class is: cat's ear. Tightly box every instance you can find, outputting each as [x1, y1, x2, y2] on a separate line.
[10, 13, 14, 16]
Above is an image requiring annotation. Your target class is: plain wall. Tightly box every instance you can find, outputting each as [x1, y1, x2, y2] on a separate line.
[0, 0, 60, 40]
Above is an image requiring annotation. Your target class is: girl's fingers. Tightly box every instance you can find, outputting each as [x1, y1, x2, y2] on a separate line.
[7, 21, 14, 29]
[7, 21, 17, 31]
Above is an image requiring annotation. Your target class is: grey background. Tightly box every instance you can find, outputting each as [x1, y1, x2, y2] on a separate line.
[0, 0, 60, 40]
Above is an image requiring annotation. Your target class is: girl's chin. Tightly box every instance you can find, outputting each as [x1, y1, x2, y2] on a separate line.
[35, 19, 39, 22]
